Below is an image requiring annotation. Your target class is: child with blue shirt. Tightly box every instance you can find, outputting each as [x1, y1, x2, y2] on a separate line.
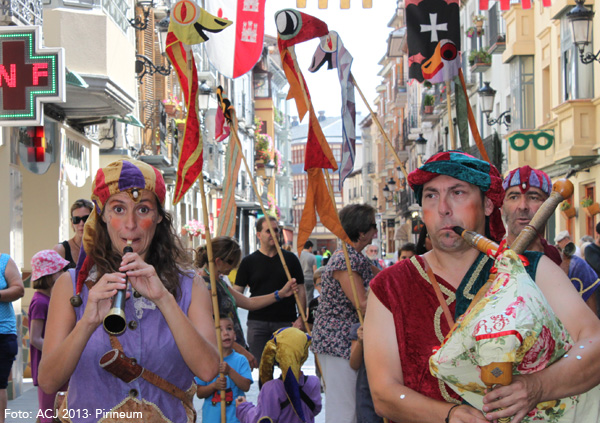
[197, 316, 253, 422]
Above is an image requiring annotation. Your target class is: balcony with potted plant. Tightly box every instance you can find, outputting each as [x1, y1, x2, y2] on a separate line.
[423, 94, 435, 114]
[488, 33, 506, 55]
[466, 26, 484, 39]
[560, 201, 577, 220]
[469, 49, 492, 73]
[254, 119, 275, 178]
[472, 14, 487, 31]
[581, 197, 600, 217]
[162, 96, 182, 118]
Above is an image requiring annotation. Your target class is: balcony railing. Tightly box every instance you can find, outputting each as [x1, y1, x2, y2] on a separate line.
[0, 0, 43, 25]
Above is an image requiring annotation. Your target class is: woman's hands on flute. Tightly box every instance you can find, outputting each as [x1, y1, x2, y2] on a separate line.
[481, 374, 543, 423]
[120, 251, 169, 304]
[82, 273, 128, 328]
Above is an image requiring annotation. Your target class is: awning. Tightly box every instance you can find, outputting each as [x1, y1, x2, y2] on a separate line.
[104, 113, 145, 128]
[66, 69, 89, 89]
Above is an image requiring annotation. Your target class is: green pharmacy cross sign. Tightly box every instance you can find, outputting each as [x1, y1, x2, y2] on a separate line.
[0, 26, 65, 126]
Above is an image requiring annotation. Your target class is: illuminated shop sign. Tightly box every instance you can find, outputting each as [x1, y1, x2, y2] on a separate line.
[0, 26, 65, 126]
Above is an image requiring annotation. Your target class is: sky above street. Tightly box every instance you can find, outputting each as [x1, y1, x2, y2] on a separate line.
[263, 1, 398, 123]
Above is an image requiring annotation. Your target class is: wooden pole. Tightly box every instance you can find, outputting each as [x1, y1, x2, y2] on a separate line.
[350, 74, 409, 180]
[323, 171, 364, 324]
[228, 120, 326, 382]
[445, 81, 456, 150]
[457, 69, 490, 163]
[198, 178, 227, 423]
[288, 47, 364, 324]
[185, 47, 225, 421]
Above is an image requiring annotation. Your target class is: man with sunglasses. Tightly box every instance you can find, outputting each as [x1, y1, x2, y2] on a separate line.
[53, 199, 93, 268]
[233, 216, 305, 363]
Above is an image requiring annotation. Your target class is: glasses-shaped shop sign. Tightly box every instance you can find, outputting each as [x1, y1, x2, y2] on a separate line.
[0, 26, 65, 126]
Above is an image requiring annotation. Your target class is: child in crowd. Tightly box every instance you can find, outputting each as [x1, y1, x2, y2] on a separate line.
[349, 291, 383, 423]
[236, 327, 322, 423]
[196, 316, 252, 423]
[29, 250, 69, 423]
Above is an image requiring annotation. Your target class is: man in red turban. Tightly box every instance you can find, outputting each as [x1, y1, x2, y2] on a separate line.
[363, 151, 600, 423]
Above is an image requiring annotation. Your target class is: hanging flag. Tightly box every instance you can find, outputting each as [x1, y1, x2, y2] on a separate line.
[309, 31, 356, 190]
[205, 0, 266, 78]
[479, 0, 550, 11]
[170, 0, 232, 45]
[215, 86, 242, 238]
[166, 1, 232, 204]
[406, 0, 461, 83]
[275, 9, 351, 254]
[454, 75, 469, 152]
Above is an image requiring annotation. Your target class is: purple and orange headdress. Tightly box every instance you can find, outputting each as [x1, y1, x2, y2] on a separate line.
[408, 151, 505, 242]
[71, 159, 165, 306]
[502, 165, 552, 198]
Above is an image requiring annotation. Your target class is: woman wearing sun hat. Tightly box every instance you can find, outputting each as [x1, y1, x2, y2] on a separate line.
[38, 159, 219, 423]
[29, 249, 70, 423]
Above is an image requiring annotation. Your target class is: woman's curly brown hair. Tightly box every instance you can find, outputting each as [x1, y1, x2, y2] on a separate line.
[88, 200, 191, 299]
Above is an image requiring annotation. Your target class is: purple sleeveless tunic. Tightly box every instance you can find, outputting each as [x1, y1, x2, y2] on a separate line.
[66, 268, 196, 423]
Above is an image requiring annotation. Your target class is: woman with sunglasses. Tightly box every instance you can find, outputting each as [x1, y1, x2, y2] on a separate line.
[53, 199, 93, 268]
[194, 236, 298, 369]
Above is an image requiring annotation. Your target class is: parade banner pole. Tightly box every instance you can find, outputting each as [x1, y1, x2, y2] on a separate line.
[458, 68, 490, 163]
[446, 80, 456, 150]
[186, 48, 225, 422]
[229, 113, 309, 328]
[323, 170, 364, 324]
[228, 117, 326, 383]
[288, 51, 364, 325]
[198, 177, 227, 423]
[350, 74, 409, 179]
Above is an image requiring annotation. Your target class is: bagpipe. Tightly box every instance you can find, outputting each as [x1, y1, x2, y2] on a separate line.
[429, 178, 600, 422]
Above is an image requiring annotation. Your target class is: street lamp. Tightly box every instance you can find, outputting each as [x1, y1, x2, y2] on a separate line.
[156, 11, 170, 56]
[129, 0, 154, 31]
[477, 82, 511, 128]
[382, 185, 391, 201]
[567, 0, 598, 64]
[263, 162, 276, 186]
[135, 54, 171, 83]
[415, 133, 428, 158]
[198, 80, 212, 111]
[372, 195, 378, 203]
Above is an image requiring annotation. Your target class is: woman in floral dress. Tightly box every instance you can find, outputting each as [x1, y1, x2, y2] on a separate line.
[312, 204, 378, 423]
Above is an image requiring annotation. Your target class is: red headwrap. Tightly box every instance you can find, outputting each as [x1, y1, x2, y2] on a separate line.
[408, 151, 505, 242]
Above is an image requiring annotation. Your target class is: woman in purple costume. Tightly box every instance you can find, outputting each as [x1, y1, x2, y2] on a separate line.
[38, 159, 219, 423]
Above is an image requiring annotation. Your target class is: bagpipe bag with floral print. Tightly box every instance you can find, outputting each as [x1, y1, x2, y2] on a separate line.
[430, 250, 600, 422]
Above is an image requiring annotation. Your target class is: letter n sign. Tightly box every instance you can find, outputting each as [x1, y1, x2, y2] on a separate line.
[0, 26, 65, 126]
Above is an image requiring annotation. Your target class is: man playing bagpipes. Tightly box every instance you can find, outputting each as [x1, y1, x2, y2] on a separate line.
[503, 166, 600, 313]
[363, 151, 600, 423]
